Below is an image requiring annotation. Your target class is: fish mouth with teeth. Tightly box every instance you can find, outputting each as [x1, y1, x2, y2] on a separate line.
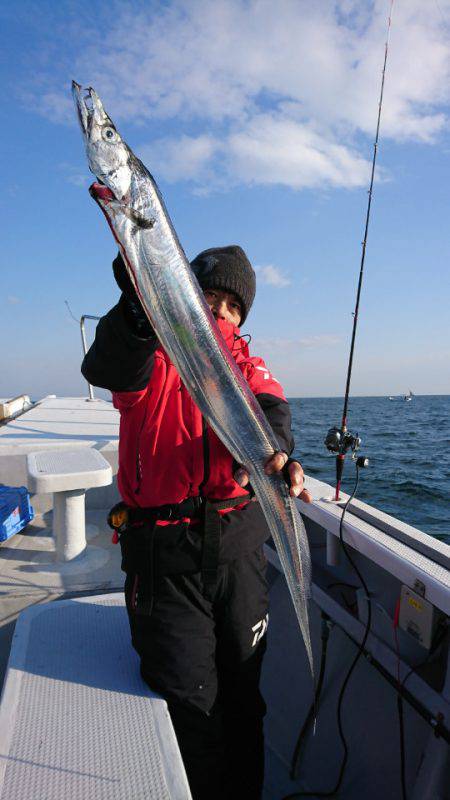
[72, 81, 114, 140]
[72, 80, 154, 228]
[72, 81, 132, 201]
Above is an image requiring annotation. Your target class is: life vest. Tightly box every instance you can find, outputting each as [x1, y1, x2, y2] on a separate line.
[112, 318, 286, 510]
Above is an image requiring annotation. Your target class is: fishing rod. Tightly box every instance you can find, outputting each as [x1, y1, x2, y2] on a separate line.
[325, 0, 395, 500]
[284, 14, 398, 800]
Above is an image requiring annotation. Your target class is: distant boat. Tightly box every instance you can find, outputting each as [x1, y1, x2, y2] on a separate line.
[387, 391, 414, 401]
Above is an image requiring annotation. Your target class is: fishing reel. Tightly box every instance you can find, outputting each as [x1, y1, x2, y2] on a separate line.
[324, 426, 368, 467]
[325, 426, 360, 455]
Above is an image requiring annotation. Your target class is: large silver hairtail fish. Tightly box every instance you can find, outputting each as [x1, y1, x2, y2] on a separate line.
[72, 82, 313, 677]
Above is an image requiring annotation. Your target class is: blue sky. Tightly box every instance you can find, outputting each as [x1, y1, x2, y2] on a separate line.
[1, 0, 449, 399]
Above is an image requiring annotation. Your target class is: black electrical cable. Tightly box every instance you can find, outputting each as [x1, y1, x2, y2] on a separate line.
[327, 582, 360, 612]
[284, 495, 449, 800]
[330, 618, 450, 739]
[283, 560, 450, 799]
[289, 613, 332, 781]
[282, 464, 375, 799]
[326, 582, 359, 591]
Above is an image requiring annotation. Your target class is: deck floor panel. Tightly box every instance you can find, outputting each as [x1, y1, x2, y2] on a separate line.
[0, 594, 191, 800]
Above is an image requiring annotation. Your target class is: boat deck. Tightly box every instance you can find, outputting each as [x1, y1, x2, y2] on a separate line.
[0, 396, 449, 798]
[0, 593, 191, 800]
[0, 395, 119, 452]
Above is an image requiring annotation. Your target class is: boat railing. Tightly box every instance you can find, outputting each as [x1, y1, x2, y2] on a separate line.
[80, 315, 101, 400]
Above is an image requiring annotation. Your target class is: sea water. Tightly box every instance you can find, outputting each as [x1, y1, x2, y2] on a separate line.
[289, 395, 449, 543]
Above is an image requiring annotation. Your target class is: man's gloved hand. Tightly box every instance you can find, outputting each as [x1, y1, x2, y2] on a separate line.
[234, 452, 313, 502]
[113, 252, 155, 338]
[113, 252, 138, 298]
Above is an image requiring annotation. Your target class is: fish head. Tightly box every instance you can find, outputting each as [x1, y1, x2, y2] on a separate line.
[72, 81, 132, 200]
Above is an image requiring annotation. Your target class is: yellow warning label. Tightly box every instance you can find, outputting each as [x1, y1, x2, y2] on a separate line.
[408, 597, 422, 612]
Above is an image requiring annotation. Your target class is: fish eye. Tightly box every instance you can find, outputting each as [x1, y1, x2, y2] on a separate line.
[102, 126, 118, 142]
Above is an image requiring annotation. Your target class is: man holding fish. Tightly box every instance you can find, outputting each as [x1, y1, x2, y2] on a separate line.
[73, 80, 313, 800]
[82, 245, 311, 800]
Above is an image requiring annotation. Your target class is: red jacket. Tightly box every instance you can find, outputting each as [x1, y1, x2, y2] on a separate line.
[112, 318, 287, 508]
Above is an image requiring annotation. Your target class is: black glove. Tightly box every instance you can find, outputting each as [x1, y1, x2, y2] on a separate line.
[113, 252, 155, 339]
[232, 458, 255, 497]
[113, 252, 139, 298]
[282, 457, 297, 489]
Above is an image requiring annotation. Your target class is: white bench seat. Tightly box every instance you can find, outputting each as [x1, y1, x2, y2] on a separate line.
[0, 593, 192, 800]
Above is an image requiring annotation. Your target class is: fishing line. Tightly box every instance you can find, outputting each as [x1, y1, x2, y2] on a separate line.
[64, 299, 80, 324]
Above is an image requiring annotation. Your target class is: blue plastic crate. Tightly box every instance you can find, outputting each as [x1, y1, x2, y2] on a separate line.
[0, 485, 34, 543]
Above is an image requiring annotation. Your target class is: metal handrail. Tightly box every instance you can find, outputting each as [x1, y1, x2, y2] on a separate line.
[80, 315, 101, 400]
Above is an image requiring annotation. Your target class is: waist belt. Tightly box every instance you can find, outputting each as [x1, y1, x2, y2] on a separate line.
[108, 493, 249, 531]
[109, 494, 250, 606]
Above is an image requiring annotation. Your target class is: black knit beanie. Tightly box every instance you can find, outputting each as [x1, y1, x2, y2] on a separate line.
[190, 245, 256, 325]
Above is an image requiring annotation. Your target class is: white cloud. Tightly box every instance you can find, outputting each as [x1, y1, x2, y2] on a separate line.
[139, 116, 373, 189]
[226, 114, 372, 189]
[139, 134, 219, 183]
[255, 265, 291, 288]
[7, 296, 20, 305]
[29, 0, 450, 189]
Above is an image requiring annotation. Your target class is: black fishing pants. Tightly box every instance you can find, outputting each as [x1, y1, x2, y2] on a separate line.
[123, 540, 269, 800]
